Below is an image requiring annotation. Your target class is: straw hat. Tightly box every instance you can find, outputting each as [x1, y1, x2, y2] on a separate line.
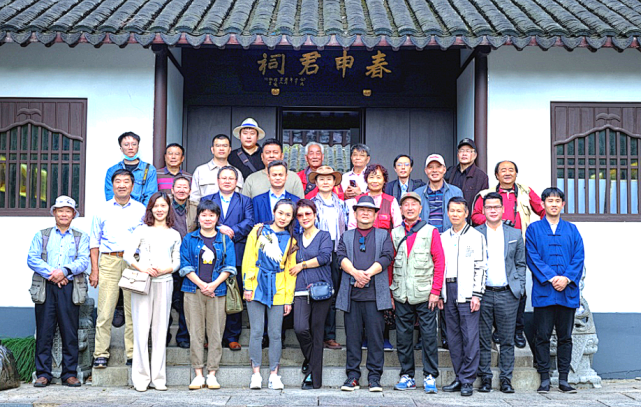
[232, 118, 266, 140]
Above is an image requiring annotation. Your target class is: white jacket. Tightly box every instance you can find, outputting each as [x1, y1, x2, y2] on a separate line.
[440, 224, 487, 303]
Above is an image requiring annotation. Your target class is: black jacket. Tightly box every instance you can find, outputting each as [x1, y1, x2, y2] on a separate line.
[445, 163, 489, 211]
[384, 178, 426, 203]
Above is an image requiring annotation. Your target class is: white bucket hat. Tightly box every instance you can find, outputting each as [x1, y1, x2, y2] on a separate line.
[232, 117, 266, 140]
[50, 195, 79, 218]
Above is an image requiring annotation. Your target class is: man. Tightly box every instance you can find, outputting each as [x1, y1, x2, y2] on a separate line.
[202, 166, 254, 351]
[228, 118, 266, 180]
[27, 196, 90, 388]
[415, 154, 463, 349]
[526, 187, 584, 394]
[90, 169, 145, 369]
[390, 192, 444, 393]
[471, 160, 545, 349]
[252, 160, 300, 223]
[168, 175, 198, 349]
[385, 154, 425, 202]
[297, 142, 324, 196]
[439, 197, 487, 397]
[445, 138, 489, 216]
[157, 143, 192, 193]
[104, 131, 158, 206]
[340, 144, 371, 200]
[336, 196, 394, 393]
[475, 192, 526, 393]
[241, 138, 304, 199]
[191, 134, 244, 203]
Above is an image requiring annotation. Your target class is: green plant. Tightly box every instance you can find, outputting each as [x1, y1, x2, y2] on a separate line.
[2, 336, 36, 382]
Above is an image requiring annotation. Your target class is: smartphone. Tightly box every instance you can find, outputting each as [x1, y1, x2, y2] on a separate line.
[349, 180, 357, 188]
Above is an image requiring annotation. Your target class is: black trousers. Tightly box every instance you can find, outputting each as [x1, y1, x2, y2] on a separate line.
[395, 300, 439, 378]
[534, 305, 576, 377]
[516, 293, 527, 333]
[294, 296, 332, 388]
[479, 288, 520, 380]
[35, 281, 79, 381]
[169, 273, 190, 344]
[223, 266, 244, 343]
[444, 282, 480, 385]
[344, 300, 385, 381]
[323, 252, 341, 341]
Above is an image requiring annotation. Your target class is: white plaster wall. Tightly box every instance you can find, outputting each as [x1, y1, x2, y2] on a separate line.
[488, 46, 641, 313]
[0, 43, 155, 308]
[167, 48, 184, 146]
[457, 50, 474, 143]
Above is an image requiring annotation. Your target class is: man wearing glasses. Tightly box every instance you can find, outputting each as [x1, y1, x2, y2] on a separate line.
[385, 154, 425, 202]
[336, 195, 394, 392]
[445, 138, 489, 218]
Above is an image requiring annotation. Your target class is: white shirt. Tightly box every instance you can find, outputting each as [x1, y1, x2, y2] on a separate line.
[220, 193, 233, 218]
[485, 225, 508, 287]
[442, 228, 463, 279]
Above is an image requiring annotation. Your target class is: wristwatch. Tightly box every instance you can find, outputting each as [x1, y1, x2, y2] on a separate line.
[302, 262, 307, 269]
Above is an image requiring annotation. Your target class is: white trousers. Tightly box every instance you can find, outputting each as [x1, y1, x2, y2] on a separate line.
[131, 280, 173, 389]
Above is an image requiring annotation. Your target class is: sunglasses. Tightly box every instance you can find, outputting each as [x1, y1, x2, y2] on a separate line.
[296, 211, 315, 218]
[359, 236, 366, 252]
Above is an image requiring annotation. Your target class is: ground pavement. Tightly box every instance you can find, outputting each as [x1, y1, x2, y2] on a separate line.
[0, 379, 640, 407]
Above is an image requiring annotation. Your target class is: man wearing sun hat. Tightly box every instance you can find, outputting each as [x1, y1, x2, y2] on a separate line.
[228, 118, 267, 180]
[27, 195, 90, 388]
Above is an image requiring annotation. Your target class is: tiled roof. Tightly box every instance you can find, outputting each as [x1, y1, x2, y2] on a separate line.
[1, 0, 640, 50]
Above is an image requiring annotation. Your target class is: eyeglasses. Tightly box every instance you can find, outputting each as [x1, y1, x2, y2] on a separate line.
[396, 163, 411, 167]
[484, 205, 503, 211]
[458, 148, 475, 154]
[359, 236, 366, 252]
[297, 211, 315, 218]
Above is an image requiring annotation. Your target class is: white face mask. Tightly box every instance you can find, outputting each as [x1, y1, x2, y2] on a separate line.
[123, 152, 140, 162]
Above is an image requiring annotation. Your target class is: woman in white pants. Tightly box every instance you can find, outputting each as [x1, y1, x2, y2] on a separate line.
[124, 192, 181, 392]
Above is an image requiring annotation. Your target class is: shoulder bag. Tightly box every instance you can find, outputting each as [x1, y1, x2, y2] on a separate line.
[223, 234, 243, 314]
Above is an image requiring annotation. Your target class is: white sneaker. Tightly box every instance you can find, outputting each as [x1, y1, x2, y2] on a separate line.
[268, 374, 284, 390]
[207, 375, 220, 389]
[188, 375, 205, 390]
[250, 373, 262, 390]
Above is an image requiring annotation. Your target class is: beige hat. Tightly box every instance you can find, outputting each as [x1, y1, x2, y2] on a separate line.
[233, 118, 266, 140]
[50, 195, 79, 218]
[399, 191, 421, 206]
[425, 153, 446, 168]
[308, 165, 342, 186]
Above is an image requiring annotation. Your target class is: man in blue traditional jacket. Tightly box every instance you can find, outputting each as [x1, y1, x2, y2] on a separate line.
[525, 187, 584, 395]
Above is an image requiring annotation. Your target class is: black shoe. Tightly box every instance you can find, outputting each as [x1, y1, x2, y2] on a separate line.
[93, 357, 108, 369]
[492, 331, 500, 344]
[478, 378, 492, 393]
[414, 341, 422, 350]
[461, 383, 473, 396]
[112, 307, 125, 328]
[514, 331, 526, 348]
[341, 377, 360, 391]
[441, 340, 449, 350]
[126, 358, 133, 366]
[301, 360, 310, 375]
[443, 379, 462, 392]
[262, 336, 269, 349]
[558, 380, 577, 393]
[500, 379, 515, 393]
[537, 379, 550, 393]
[301, 374, 313, 390]
[178, 341, 190, 349]
[369, 379, 383, 392]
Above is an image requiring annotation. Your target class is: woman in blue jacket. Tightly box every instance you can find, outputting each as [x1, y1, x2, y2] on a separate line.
[179, 200, 236, 390]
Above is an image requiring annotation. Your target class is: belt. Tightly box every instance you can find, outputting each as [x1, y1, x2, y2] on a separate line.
[486, 285, 510, 292]
[104, 251, 124, 257]
[446, 278, 457, 283]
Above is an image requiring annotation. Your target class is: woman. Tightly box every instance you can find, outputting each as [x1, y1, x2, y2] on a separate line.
[242, 199, 298, 390]
[179, 200, 236, 390]
[124, 192, 181, 392]
[290, 199, 334, 389]
[310, 166, 348, 350]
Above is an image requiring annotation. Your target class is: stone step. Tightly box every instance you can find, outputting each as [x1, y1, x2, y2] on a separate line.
[92, 365, 540, 390]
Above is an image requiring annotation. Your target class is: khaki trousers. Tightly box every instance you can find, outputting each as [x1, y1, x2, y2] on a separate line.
[131, 280, 173, 389]
[184, 290, 225, 371]
[93, 254, 133, 359]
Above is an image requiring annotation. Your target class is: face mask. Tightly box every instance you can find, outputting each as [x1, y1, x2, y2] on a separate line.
[122, 152, 140, 161]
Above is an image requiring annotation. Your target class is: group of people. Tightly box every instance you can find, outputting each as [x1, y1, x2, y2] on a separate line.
[28, 118, 585, 396]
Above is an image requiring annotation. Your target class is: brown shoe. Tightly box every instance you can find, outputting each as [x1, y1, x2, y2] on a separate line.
[63, 377, 81, 387]
[229, 341, 242, 351]
[324, 339, 342, 349]
[34, 377, 49, 387]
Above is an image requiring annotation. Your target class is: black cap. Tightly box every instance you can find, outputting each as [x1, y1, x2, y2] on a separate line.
[458, 138, 476, 150]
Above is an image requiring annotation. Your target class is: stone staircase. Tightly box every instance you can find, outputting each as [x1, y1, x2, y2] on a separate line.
[92, 309, 539, 390]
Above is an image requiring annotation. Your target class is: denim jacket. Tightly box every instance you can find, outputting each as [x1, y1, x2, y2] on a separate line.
[179, 229, 237, 295]
[104, 160, 158, 206]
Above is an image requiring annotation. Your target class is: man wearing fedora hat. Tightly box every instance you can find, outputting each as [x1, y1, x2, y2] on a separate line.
[191, 134, 244, 204]
[336, 195, 394, 392]
[27, 196, 90, 387]
[228, 118, 267, 180]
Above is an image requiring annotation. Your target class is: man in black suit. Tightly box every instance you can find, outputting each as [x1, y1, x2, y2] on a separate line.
[385, 154, 425, 202]
[202, 165, 254, 351]
[475, 192, 526, 393]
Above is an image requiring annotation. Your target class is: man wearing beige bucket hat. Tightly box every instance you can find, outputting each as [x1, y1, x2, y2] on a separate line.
[228, 118, 267, 180]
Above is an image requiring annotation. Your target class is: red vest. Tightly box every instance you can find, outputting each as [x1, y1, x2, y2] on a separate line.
[356, 193, 394, 232]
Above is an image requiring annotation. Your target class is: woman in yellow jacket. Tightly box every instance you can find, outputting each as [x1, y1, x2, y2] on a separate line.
[243, 199, 298, 390]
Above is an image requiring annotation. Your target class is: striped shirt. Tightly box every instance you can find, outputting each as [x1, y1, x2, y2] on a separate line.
[157, 167, 192, 193]
[426, 186, 445, 233]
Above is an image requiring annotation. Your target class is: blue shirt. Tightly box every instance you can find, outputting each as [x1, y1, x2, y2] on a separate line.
[27, 227, 90, 280]
[220, 193, 232, 218]
[90, 199, 145, 252]
[269, 190, 286, 212]
[104, 160, 158, 205]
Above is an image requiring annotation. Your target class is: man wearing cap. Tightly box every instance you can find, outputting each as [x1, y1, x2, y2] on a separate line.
[445, 139, 488, 216]
[336, 196, 394, 392]
[27, 196, 90, 388]
[228, 118, 266, 180]
[157, 143, 192, 194]
[310, 166, 349, 350]
[190, 134, 244, 203]
[385, 154, 425, 203]
[341, 144, 371, 200]
[241, 138, 305, 199]
[390, 192, 444, 393]
[90, 169, 145, 369]
[252, 160, 300, 223]
[105, 131, 158, 206]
